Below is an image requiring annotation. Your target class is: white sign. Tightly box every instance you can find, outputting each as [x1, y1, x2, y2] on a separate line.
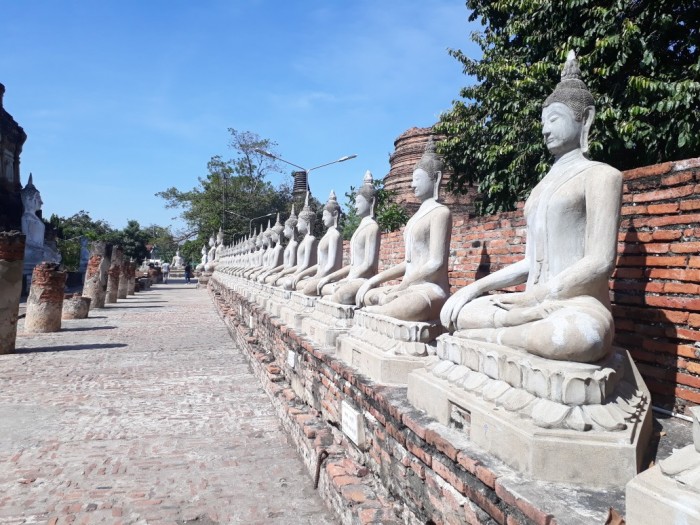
[287, 350, 296, 369]
[341, 400, 365, 448]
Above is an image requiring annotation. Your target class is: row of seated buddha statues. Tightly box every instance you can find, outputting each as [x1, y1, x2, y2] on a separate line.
[211, 52, 652, 488]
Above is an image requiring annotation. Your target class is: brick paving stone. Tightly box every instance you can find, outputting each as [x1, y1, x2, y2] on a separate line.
[0, 280, 337, 525]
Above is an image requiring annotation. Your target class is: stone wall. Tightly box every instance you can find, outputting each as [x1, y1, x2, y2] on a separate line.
[377, 157, 700, 414]
[209, 284, 603, 524]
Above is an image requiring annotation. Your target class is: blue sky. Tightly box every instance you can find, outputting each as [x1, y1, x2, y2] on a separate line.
[1, 1, 479, 234]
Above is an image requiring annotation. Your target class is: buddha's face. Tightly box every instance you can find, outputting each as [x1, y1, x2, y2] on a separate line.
[322, 209, 335, 228]
[297, 217, 309, 235]
[412, 168, 435, 201]
[542, 103, 582, 157]
[355, 194, 370, 217]
[283, 224, 294, 239]
[271, 231, 280, 243]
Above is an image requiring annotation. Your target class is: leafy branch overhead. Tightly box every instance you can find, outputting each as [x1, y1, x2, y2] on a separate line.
[436, 0, 699, 214]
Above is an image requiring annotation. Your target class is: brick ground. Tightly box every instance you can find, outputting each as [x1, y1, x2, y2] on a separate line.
[0, 280, 336, 525]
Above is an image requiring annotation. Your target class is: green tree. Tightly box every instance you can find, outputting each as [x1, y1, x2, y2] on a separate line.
[436, 0, 700, 214]
[48, 211, 114, 271]
[341, 179, 409, 240]
[157, 128, 293, 249]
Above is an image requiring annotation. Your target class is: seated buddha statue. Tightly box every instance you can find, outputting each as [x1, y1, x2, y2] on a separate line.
[275, 194, 318, 287]
[355, 139, 451, 322]
[260, 206, 299, 283]
[245, 222, 272, 279]
[20, 174, 46, 260]
[291, 190, 344, 295]
[318, 171, 381, 303]
[440, 51, 622, 364]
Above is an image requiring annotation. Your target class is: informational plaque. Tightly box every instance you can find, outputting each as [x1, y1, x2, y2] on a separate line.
[287, 350, 296, 369]
[341, 400, 365, 448]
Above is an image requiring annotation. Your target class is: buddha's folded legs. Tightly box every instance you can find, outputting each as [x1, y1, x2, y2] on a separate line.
[455, 295, 613, 363]
[301, 276, 323, 295]
[364, 283, 447, 322]
[325, 278, 366, 305]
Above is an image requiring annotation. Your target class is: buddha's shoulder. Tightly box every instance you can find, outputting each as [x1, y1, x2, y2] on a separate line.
[580, 160, 622, 183]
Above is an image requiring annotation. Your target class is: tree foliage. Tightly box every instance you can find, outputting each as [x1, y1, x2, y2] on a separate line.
[48, 212, 174, 270]
[341, 179, 409, 240]
[436, 0, 700, 214]
[156, 128, 293, 260]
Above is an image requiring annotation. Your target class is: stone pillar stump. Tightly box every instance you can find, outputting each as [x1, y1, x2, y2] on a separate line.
[127, 262, 136, 295]
[62, 294, 91, 319]
[117, 260, 129, 299]
[0, 231, 26, 354]
[106, 246, 123, 304]
[24, 262, 67, 333]
[82, 241, 111, 309]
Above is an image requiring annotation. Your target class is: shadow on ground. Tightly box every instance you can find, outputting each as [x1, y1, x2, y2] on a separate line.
[15, 343, 128, 354]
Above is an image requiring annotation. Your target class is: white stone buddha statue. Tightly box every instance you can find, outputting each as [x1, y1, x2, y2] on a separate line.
[261, 206, 299, 283]
[292, 190, 343, 295]
[171, 248, 185, 268]
[20, 173, 45, 252]
[319, 171, 381, 304]
[276, 193, 318, 288]
[440, 51, 622, 364]
[355, 139, 451, 322]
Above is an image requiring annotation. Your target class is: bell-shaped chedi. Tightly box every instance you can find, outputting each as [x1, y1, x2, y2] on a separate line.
[384, 126, 477, 215]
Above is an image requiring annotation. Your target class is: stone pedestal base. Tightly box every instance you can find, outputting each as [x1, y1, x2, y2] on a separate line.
[626, 465, 700, 524]
[279, 292, 317, 332]
[301, 299, 356, 349]
[266, 287, 290, 318]
[336, 310, 442, 385]
[407, 335, 652, 486]
[198, 272, 212, 285]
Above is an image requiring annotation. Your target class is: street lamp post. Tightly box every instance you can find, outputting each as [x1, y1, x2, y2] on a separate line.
[226, 210, 277, 235]
[253, 149, 357, 197]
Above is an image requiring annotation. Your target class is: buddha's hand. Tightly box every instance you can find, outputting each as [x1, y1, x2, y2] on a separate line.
[493, 285, 548, 310]
[440, 287, 479, 331]
[356, 280, 375, 308]
[316, 277, 329, 295]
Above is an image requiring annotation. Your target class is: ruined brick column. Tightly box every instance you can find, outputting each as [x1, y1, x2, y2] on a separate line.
[106, 246, 123, 304]
[0, 231, 25, 354]
[117, 259, 129, 299]
[24, 262, 67, 333]
[82, 241, 111, 309]
[127, 262, 136, 295]
[62, 293, 91, 319]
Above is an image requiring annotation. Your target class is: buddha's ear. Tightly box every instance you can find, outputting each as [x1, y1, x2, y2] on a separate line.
[434, 171, 443, 201]
[581, 106, 595, 155]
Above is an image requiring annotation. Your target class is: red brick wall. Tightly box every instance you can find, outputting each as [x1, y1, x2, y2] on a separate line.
[372, 158, 700, 414]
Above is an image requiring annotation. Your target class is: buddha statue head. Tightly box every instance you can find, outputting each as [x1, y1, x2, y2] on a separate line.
[356, 170, 377, 218]
[284, 204, 298, 240]
[208, 233, 216, 248]
[542, 50, 595, 157]
[262, 220, 273, 247]
[412, 137, 443, 202]
[322, 190, 341, 228]
[272, 212, 284, 244]
[298, 192, 316, 236]
[255, 226, 264, 248]
[216, 227, 224, 246]
[20, 173, 43, 215]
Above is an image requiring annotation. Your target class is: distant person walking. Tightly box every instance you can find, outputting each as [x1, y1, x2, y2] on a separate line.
[184, 263, 192, 284]
[161, 262, 170, 283]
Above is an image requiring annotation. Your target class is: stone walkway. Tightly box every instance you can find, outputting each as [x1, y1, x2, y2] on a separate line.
[0, 280, 337, 525]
